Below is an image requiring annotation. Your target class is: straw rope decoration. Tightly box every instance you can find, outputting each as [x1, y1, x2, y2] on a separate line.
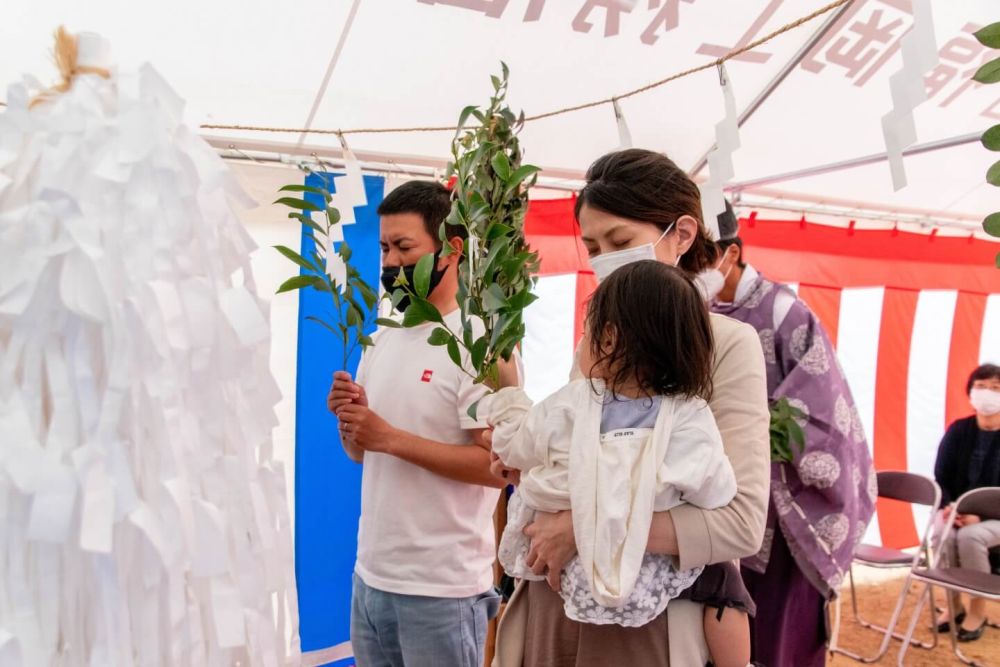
[29, 27, 110, 108]
[1, 1, 850, 125]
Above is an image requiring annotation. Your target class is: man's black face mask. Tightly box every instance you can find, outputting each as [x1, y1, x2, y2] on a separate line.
[380, 248, 448, 311]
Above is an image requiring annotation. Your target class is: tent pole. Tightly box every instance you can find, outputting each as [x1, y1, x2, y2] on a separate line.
[727, 132, 981, 190]
[688, 0, 857, 178]
[295, 0, 363, 148]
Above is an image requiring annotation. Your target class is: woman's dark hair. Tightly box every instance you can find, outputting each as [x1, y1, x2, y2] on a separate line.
[967, 363, 1000, 395]
[586, 260, 714, 400]
[377, 180, 465, 241]
[574, 149, 719, 274]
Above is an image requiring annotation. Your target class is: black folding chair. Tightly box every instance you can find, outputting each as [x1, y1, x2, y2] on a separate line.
[897, 486, 1000, 666]
[830, 471, 940, 662]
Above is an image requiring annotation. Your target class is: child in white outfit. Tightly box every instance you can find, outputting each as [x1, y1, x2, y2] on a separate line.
[483, 261, 749, 666]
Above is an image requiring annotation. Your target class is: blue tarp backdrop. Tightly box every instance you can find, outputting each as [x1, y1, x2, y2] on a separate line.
[294, 173, 385, 663]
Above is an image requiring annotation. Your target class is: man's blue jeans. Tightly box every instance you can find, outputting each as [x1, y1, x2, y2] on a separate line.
[351, 574, 501, 667]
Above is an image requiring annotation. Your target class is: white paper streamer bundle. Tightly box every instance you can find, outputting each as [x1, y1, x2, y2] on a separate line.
[699, 63, 740, 241]
[881, 0, 938, 191]
[0, 37, 299, 667]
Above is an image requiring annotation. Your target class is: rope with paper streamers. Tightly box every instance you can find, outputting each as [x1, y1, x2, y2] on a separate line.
[30, 26, 110, 108]
[197, 0, 850, 137]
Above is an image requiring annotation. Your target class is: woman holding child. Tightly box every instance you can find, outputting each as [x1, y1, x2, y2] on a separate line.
[489, 149, 772, 666]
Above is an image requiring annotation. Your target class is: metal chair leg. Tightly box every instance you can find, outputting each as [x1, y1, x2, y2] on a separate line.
[897, 583, 931, 666]
[923, 584, 938, 650]
[849, 565, 861, 623]
[833, 572, 929, 663]
[850, 565, 887, 631]
[849, 570, 932, 645]
[944, 590, 987, 666]
[833, 567, 935, 662]
[953, 644, 989, 665]
[828, 592, 843, 654]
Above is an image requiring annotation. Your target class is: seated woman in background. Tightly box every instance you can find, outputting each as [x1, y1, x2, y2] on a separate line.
[933, 363, 1000, 642]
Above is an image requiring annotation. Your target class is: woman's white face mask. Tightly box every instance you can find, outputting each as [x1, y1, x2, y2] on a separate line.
[589, 223, 674, 282]
[970, 387, 1000, 416]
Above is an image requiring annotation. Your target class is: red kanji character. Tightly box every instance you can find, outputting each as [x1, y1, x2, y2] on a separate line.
[801, 1, 911, 86]
[924, 24, 988, 106]
[925, 62, 959, 100]
[827, 10, 904, 79]
[697, 0, 783, 64]
[983, 97, 1000, 121]
[641, 0, 696, 46]
[939, 51, 996, 108]
[940, 25, 985, 66]
[416, 0, 546, 21]
[523, 0, 546, 21]
[416, 0, 512, 18]
[802, 3, 867, 73]
[572, 0, 635, 38]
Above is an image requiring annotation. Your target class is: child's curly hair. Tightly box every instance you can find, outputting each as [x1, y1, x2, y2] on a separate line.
[586, 260, 714, 400]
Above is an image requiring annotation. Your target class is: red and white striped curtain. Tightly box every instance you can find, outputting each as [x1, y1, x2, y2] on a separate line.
[521, 198, 1000, 550]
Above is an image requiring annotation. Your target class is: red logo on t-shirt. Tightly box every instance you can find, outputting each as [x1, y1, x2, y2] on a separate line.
[421, 370, 434, 383]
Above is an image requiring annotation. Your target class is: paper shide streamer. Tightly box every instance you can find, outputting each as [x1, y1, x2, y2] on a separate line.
[699, 62, 740, 241]
[881, 0, 939, 191]
[324, 134, 368, 283]
[0, 29, 299, 666]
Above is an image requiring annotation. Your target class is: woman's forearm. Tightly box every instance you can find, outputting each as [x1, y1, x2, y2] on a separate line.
[646, 511, 680, 555]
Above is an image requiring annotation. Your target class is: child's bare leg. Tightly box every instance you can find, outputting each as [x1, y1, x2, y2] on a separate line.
[704, 606, 751, 667]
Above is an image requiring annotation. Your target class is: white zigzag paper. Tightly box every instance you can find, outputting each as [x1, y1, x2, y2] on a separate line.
[330, 137, 368, 227]
[699, 63, 740, 241]
[881, 0, 938, 191]
[329, 189, 356, 226]
[341, 145, 368, 211]
[0, 57, 299, 666]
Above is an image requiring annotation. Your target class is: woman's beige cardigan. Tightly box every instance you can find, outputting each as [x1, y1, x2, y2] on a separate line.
[493, 313, 771, 666]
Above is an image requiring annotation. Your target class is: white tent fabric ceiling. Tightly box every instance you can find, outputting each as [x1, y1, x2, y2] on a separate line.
[4, 0, 1000, 232]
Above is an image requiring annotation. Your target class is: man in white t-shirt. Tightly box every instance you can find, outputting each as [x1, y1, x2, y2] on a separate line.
[328, 180, 516, 667]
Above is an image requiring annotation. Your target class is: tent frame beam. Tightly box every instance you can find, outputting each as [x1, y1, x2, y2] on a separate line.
[216, 138, 984, 232]
[727, 131, 982, 190]
[689, 0, 857, 177]
[203, 134, 589, 183]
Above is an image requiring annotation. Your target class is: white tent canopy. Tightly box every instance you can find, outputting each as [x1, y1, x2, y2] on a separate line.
[4, 0, 1000, 232]
[3, 7, 999, 661]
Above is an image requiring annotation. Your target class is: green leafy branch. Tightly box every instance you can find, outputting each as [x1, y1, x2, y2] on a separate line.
[390, 64, 540, 409]
[770, 397, 807, 464]
[973, 22, 1000, 265]
[272, 173, 389, 368]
